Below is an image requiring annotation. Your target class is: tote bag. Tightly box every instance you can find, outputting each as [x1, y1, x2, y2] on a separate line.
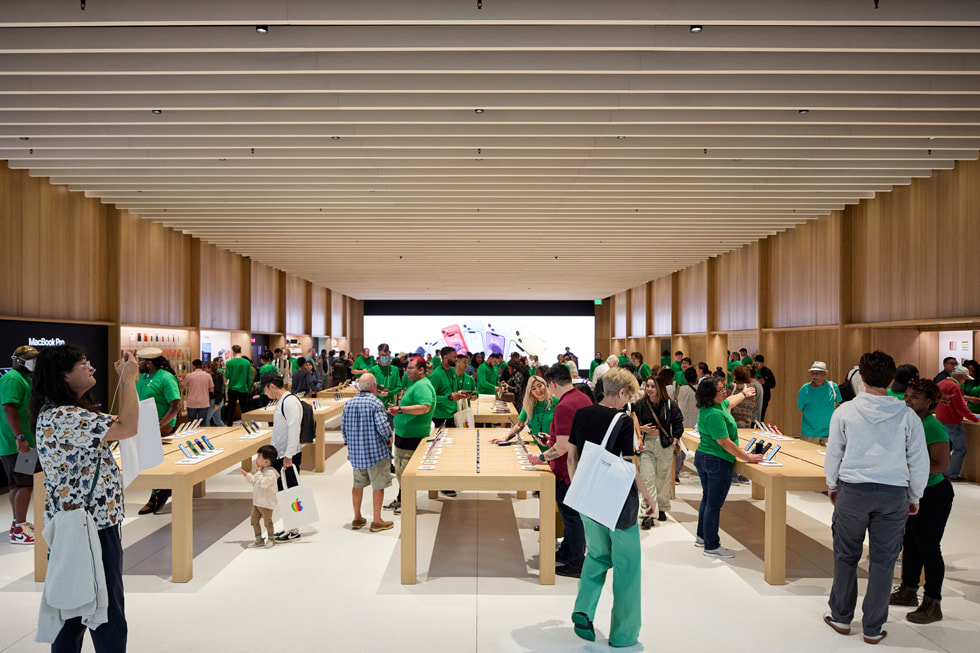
[564, 413, 635, 530]
[453, 398, 475, 428]
[276, 477, 320, 531]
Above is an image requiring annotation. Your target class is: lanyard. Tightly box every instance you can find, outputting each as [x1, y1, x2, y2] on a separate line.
[443, 365, 458, 393]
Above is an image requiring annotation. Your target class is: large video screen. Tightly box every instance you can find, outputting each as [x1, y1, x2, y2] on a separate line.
[363, 315, 595, 365]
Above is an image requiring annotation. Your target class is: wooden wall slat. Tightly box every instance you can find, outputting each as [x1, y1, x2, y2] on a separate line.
[767, 213, 840, 328]
[713, 242, 759, 332]
[677, 261, 707, 334]
[331, 290, 345, 337]
[311, 285, 328, 336]
[250, 261, 281, 333]
[629, 283, 647, 337]
[284, 274, 309, 335]
[119, 211, 193, 326]
[199, 242, 244, 330]
[613, 291, 627, 339]
[651, 276, 672, 336]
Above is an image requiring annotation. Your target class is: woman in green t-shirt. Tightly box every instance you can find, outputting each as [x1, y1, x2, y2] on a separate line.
[694, 377, 762, 557]
[890, 378, 953, 624]
[490, 375, 554, 452]
[960, 360, 980, 412]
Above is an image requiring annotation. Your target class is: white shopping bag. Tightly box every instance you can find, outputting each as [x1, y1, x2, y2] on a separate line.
[453, 398, 475, 429]
[564, 413, 635, 530]
[276, 477, 319, 531]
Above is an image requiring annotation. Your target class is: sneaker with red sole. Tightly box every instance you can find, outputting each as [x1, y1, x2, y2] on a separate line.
[10, 523, 34, 545]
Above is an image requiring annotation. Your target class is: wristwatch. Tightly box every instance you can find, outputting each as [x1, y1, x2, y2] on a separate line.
[397, 406, 403, 414]
[15, 434, 26, 441]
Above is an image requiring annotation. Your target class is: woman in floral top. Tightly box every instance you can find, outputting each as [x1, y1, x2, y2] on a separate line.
[30, 345, 140, 652]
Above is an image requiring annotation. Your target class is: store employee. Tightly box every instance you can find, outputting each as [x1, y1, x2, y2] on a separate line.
[429, 346, 472, 428]
[136, 347, 181, 515]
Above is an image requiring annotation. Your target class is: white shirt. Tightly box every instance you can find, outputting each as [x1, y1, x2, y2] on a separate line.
[271, 393, 303, 459]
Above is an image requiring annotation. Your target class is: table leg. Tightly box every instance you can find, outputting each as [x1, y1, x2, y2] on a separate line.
[193, 481, 206, 498]
[314, 415, 326, 473]
[33, 472, 48, 582]
[428, 490, 438, 500]
[400, 474, 418, 584]
[242, 457, 252, 472]
[171, 483, 194, 583]
[538, 477, 556, 585]
[763, 476, 787, 585]
[752, 481, 765, 500]
[517, 490, 527, 500]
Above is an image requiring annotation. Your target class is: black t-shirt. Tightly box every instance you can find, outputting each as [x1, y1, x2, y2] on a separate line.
[569, 404, 635, 457]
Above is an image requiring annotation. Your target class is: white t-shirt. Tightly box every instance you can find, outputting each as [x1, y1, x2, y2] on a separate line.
[271, 393, 303, 459]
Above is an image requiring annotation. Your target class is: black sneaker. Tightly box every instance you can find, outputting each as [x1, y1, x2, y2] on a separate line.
[555, 564, 581, 578]
[275, 530, 301, 542]
[440, 490, 457, 498]
[658, 510, 668, 522]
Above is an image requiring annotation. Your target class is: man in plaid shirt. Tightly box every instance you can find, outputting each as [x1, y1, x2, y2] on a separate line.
[341, 373, 395, 532]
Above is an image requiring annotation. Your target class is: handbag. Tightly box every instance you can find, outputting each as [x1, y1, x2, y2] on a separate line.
[644, 398, 675, 449]
[275, 469, 319, 531]
[564, 412, 637, 530]
[453, 398, 474, 429]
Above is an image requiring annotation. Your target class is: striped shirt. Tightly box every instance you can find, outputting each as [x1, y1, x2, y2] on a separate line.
[341, 391, 394, 469]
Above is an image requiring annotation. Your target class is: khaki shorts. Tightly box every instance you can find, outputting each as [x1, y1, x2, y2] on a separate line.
[353, 458, 393, 490]
[393, 445, 417, 480]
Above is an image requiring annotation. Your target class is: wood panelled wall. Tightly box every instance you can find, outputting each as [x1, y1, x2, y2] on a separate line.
[0, 161, 359, 350]
[599, 157, 980, 431]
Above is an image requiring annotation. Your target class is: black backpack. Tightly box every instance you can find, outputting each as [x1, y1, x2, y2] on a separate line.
[839, 369, 858, 403]
[281, 393, 316, 445]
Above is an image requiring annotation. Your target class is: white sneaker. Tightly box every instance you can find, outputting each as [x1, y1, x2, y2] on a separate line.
[694, 537, 704, 548]
[703, 546, 736, 559]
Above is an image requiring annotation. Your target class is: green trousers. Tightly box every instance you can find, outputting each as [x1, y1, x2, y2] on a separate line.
[573, 516, 642, 647]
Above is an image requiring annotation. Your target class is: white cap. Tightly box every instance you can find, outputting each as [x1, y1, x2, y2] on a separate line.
[136, 347, 163, 359]
[808, 361, 829, 373]
[952, 365, 974, 381]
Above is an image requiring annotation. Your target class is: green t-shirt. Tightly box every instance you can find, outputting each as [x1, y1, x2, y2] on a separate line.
[618, 355, 630, 366]
[661, 355, 670, 368]
[886, 387, 905, 400]
[225, 356, 252, 393]
[137, 369, 182, 427]
[0, 369, 33, 453]
[589, 359, 603, 378]
[742, 356, 754, 367]
[727, 360, 740, 385]
[518, 399, 556, 453]
[798, 382, 841, 438]
[369, 364, 405, 408]
[671, 361, 685, 387]
[457, 372, 476, 393]
[697, 399, 738, 463]
[429, 365, 463, 419]
[394, 376, 436, 440]
[290, 357, 299, 374]
[961, 380, 980, 413]
[259, 363, 277, 377]
[477, 362, 499, 394]
[637, 363, 651, 381]
[353, 355, 374, 372]
[921, 414, 950, 487]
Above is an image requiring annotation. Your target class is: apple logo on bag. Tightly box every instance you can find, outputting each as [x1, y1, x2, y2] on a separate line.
[291, 500, 303, 512]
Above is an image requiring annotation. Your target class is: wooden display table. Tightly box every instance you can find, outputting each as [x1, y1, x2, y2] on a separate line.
[34, 426, 264, 584]
[680, 428, 828, 585]
[400, 427, 556, 585]
[961, 420, 980, 482]
[472, 395, 519, 425]
[241, 396, 348, 473]
[320, 384, 359, 398]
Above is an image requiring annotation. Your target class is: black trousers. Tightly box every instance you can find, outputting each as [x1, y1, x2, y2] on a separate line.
[432, 417, 453, 428]
[272, 451, 302, 492]
[52, 524, 127, 653]
[902, 479, 955, 599]
[224, 389, 251, 424]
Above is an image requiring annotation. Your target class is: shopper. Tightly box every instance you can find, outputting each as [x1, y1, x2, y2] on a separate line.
[797, 361, 841, 446]
[674, 367, 699, 428]
[890, 378, 953, 624]
[527, 364, 592, 578]
[291, 357, 319, 397]
[727, 365, 756, 429]
[632, 375, 684, 526]
[694, 377, 762, 558]
[566, 368, 648, 647]
[331, 350, 351, 387]
[223, 344, 252, 424]
[933, 356, 957, 383]
[259, 372, 304, 542]
[823, 351, 929, 645]
[1, 345, 40, 545]
[935, 365, 979, 481]
[136, 348, 181, 516]
[240, 444, 280, 548]
[205, 361, 226, 427]
[341, 373, 394, 532]
[181, 359, 213, 425]
[588, 355, 617, 393]
[385, 358, 436, 514]
[492, 375, 555, 452]
[753, 355, 777, 421]
[887, 363, 919, 400]
[31, 346, 139, 651]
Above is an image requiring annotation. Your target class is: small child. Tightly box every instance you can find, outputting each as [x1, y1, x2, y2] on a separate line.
[240, 444, 280, 548]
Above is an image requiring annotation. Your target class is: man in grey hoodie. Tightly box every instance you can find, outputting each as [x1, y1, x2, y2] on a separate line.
[823, 351, 929, 645]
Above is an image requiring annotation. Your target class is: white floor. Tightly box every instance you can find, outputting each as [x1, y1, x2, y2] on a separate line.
[2, 435, 979, 652]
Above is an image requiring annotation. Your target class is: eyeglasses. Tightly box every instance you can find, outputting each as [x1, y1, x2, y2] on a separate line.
[716, 386, 728, 394]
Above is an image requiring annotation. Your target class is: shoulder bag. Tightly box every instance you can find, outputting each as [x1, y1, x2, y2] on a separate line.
[564, 412, 637, 530]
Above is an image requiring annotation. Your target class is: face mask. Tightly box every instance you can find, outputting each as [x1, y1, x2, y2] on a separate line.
[23, 358, 36, 372]
[379, 356, 390, 364]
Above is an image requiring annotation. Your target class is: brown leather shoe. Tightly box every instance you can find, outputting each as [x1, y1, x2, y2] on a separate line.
[907, 596, 943, 624]
[351, 518, 367, 530]
[370, 520, 394, 532]
[138, 497, 158, 515]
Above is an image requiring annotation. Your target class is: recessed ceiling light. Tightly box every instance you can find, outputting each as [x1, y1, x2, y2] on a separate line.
[798, 109, 809, 115]
[151, 109, 162, 114]
[255, 26, 269, 34]
[331, 136, 340, 140]
[474, 109, 485, 114]
[690, 25, 703, 33]
[616, 136, 626, 140]
[18, 136, 29, 141]
[927, 136, 936, 140]
[218, 158, 226, 161]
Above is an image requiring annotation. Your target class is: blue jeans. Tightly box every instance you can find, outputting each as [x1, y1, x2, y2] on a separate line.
[207, 400, 226, 427]
[695, 450, 734, 551]
[186, 407, 209, 424]
[943, 422, 967, 478]
[556, 478, 585, 568]
[52, 524, 127, 653]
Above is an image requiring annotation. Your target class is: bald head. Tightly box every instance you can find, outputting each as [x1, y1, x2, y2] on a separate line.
[358, 373, 377, 391]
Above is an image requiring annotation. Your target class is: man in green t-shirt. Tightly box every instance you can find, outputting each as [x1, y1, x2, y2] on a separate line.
[136, 346, 183, 515]
[429, 347, 474, 427]
[223, 344, 253, 424]
[660, 350, 671, 369]
[386, 357, 436, 513]
[589, 353, 604, 379]
[369, 343, 404, 411]
[798, 361, 841, 445]
[258, 351, 277, 378]
[618, 349, 630, 367]
[631, 352, 651, 381]
[671, 353, 690, 388]
[477, 353, 502, 394]
[353, 347, 374, 378]
[1, 345, 39, 544]
[739, 348, 754, 367]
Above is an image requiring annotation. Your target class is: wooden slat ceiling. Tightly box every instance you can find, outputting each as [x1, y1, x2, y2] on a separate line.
[2, 0, 979, 300]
